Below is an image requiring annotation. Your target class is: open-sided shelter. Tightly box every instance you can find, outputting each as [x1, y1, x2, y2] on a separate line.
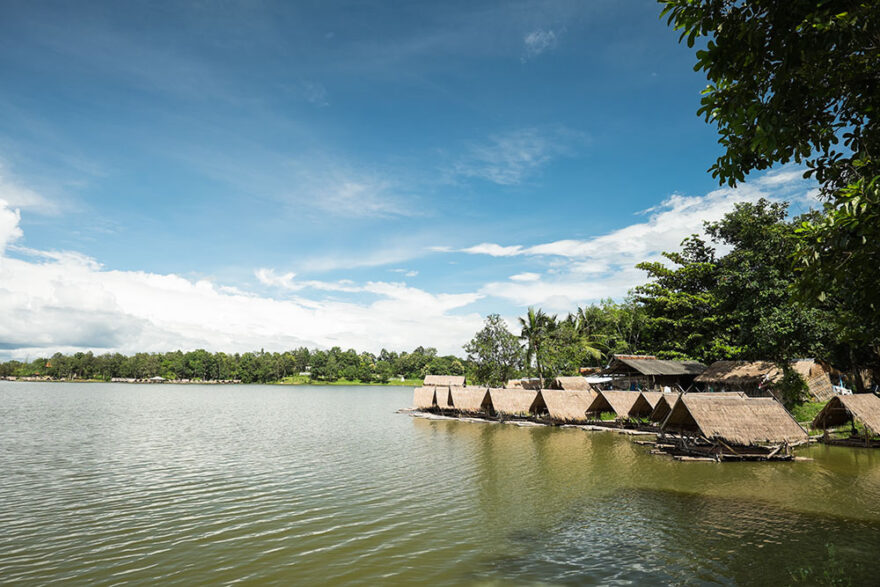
[541, 389, 596, 423]
[661, 395, 808, 447]
[585, 390, 640, 420]
[449, 386, 492, 414]
[601, 355, 706, 391]
[628, 392, 669, 419]
[424, 375, 465, 387]
[412, 386, 437, 410]
[812, 394, 880, 441]
[488, 388, 547, 417]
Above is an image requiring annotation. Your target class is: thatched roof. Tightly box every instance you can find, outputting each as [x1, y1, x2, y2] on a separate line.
[602, 355, 707, 377]
[628, 391, 669, 419]
[412, 386, 436, 410]
[433, 386, 452, 409]
[506, 379, 524, 389]
[449, 386, 491, 413]
[649, 393, 680, 422]
[541, 389, 596, 422]
[694, 361, 782, 387]
[790, 359, 835, 402]
[586, 390, 640, 419]
[662, 395, 808, 446]
[488, 388, 547, 416]
[550, 376, 593, 391]
[424, 375, 465, 387]
[811, 394, 880, 436]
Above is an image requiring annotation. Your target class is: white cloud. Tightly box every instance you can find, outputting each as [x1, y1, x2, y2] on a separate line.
[0, 202, 23, 254]
[509, 272, 541, 282]
[453, 127, 581, 186]
[0, 163, 60, 214]
[0, 203, 483, 358]
[523, 29, 557, 60]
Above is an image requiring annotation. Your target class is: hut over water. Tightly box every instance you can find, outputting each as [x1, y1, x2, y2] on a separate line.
[489, 388, 547, 417]
[541, 389, 596, 423]
[628, 392, 669, 419]
[450, 386, 492, 413]
[812, 394, 880, 441]
[586, 390, 640, 420]
[424, 375, 465, 387]
[662, 395, 808, 447]
[412, 386, 436, 410]
[601, 355, 706, 390]
[648, 393, 679, 423]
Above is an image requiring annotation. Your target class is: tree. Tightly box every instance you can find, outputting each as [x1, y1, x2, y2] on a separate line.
[464, 314, 524, 387]
[661, 0, 880, 383]
[518, 307, 555, 386]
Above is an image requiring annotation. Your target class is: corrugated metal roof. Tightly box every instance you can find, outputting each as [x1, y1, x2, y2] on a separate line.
[604, 355, 707, 376]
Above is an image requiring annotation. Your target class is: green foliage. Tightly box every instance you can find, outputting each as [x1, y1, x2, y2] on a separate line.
[463, 314, 524, 387]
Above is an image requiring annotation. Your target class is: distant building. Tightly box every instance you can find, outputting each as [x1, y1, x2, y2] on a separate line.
[600, 354, 707, 391]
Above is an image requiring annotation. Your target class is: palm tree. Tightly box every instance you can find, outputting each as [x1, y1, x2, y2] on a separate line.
[519, 307, 554, 386]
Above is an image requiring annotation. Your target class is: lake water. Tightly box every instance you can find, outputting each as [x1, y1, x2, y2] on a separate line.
[2, 382, 879, 585]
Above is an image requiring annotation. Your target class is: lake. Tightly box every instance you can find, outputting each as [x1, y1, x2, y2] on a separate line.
[1, 382, 879, 585]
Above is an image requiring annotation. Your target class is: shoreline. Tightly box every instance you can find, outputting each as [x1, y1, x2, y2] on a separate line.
[1, 377, 421, 387]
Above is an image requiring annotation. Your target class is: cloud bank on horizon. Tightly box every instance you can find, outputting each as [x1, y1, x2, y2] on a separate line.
[0, 167, 816, 359]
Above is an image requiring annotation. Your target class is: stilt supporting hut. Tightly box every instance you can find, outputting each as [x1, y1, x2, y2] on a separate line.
[811, 394, 880, 448]
[449, 386, 492, 414]
[488, 388, 547, 418]
[541, 389, 596, 423]
[585, 390, 640, 421]
[659, 395, 808, 460]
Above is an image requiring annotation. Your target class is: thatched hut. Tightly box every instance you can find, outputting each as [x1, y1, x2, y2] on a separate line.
[488, 388, 547, 417]
[648, 393, 679, 423]
[434, 386, 452, 410]
[541, 389, 596, 423]
[811, 394, 880, 446]
[790, 359, 836, 402]
[424, 375, 465, 387]
[601, 354, 706, 391]
[695, 360, 838, 401]
[661, 395, 808, 449]
[549, 376, 593, 391]
[449, 386, 492, 414]
[412, 386, 436, 410]
[628, 392, 669, 419]
[585, 390, 640, 420]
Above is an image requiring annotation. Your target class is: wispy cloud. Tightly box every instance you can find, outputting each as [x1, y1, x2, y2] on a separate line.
[0, 162, 61, 215]
[452, 126, 582, 186]
[522, 29, 558, 61]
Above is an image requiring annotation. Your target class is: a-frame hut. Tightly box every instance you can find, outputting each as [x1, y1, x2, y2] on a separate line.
[541, 389, 596, 423]
[488, 388, 547, 417]
[811, 394, 880, 447]
[585, 390, 640, 420]
[449, 386, 492, 414]
[628, 392, 669, 419]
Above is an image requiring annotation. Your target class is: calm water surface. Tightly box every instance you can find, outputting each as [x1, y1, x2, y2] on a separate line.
[2, 382, 880, 585]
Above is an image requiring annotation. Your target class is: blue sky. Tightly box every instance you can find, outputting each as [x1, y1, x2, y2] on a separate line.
[0, 0, 819, 357]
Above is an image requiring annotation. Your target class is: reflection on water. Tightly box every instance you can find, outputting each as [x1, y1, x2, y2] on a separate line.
[1, 383, 879, 585]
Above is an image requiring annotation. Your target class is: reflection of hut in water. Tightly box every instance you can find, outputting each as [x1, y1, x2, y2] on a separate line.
[449, 386, 492, 414]
[628, 392, 669, 419]
[488, 388, 547, 417]
[412, 386, 436, 410]
[600, 355, 706, 391]
[541, 389, 596, 423]
[585, 390, 640, 420]
[424, 375, 465, 387]
[549, 376, 593, 391]
[659, 394, 808, 460]
[812, 394, 880, 448]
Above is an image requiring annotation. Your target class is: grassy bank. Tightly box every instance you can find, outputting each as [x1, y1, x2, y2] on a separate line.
[273, 375, 422, 387]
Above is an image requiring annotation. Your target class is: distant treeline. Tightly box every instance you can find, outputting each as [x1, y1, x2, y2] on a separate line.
[0, 347, 465, 384]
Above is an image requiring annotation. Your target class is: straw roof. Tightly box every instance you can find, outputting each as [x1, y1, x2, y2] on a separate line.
[649, 393, 680, 422]
[603, 355, 707, 377]
[541, 389, 596, 423]
[424, 375, 465, 387]
[662, 395, 808, 446]
[586, 390, 640, 419]
[506, 379, 524, 389]
[488, 388, 547, 416]
[628, 391, 669, 419]
[412, 386, 436, 410]
[449, 386, 491, 413]
[433, 386, 452, 409]
[550, 376, 593, 391]
[790, 359, 835, 402]
[694, 361, 782, 387]
[812, 394, 880, 436]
